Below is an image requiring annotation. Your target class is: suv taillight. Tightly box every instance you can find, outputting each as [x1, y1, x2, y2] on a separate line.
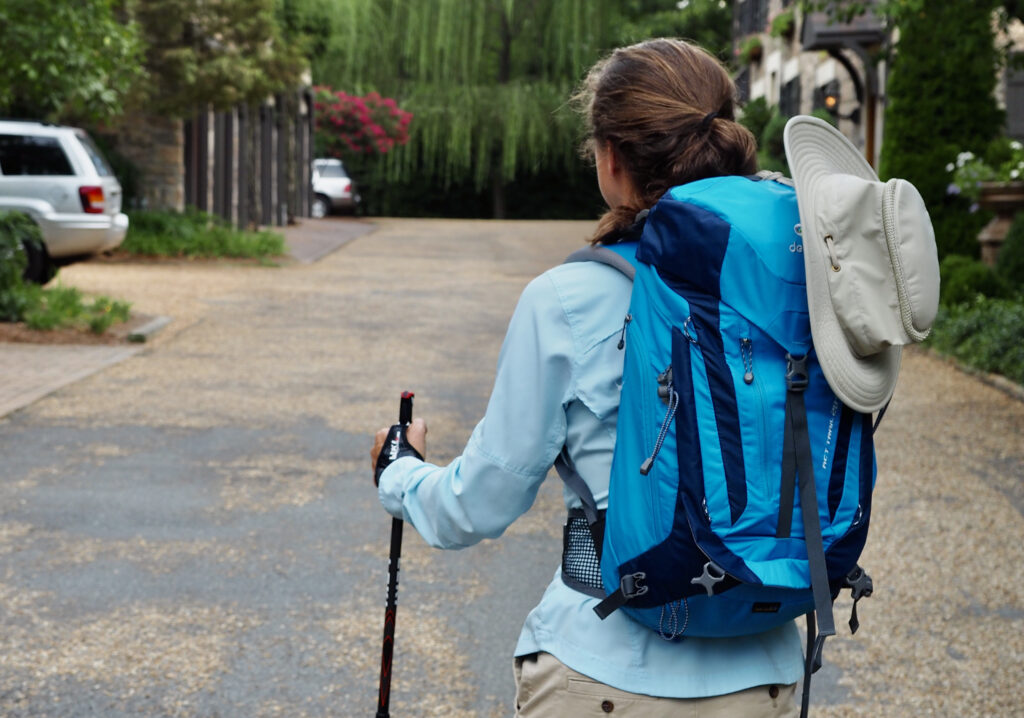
[79, 185, 105, 214]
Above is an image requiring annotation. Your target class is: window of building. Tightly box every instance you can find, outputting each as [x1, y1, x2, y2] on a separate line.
[737, 0, 769, 36]
[780, 77, 801, 117]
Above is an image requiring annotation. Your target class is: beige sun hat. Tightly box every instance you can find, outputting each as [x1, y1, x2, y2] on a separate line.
[783, 115, 940, 414]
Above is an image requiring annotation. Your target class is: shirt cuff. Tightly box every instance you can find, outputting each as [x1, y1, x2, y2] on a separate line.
[377, 455, 422, 518]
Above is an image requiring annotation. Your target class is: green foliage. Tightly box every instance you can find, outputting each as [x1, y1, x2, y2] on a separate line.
[997, 211, 1024, 291]
[879, 1, 1005, 260]
[315, 0, 613, 196]
[123, 208, 286, 258]
[19, 285, 131, 334]
[0, 212, 32, 321]
[736, 35, 764, 65]
[91, 133, 143, 210]
[0, 212, 130, 334]
[313, 0, 731, 217]
[275, 0, 335, 58]
[809, 108, 838, 127]
[757, 111, 789, 174]
[948, 140, 1024, 202]
[617, 0, 733, 60]
[929, 297, 1024, 385]
[738, 97, 774, 145]
[131, 0, 308, 116]
[0, 0, 144, 123]
[769, 8, 796, 38]
[939, 254, 1010, 307]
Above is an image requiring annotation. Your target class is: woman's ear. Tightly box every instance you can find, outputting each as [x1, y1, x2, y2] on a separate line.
[596, 141, 638, 209]
[603, 141, 623, 177]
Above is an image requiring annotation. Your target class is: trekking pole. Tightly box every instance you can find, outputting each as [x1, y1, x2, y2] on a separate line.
[374, 391, 417, 718]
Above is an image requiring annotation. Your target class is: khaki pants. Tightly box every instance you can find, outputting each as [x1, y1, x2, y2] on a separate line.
[514, 652, 799, 717]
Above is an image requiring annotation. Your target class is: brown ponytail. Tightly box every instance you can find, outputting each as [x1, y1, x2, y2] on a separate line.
[573, 39, 757, 244]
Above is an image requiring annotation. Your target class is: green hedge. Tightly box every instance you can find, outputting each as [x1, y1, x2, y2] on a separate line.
[929, 297, 1024, 385]
[939, 254, 1010, 306]
[123, 208, 286, 258]
[997, 209, 1024, 292]
[879, 1, 1004, 259]
[929, 212, 1024, 385]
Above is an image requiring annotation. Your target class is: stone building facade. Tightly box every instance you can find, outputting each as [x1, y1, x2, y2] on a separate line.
[733, 0, 887, 167]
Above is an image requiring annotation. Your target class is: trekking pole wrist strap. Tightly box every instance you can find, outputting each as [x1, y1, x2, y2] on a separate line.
[374, 423, 424, 485]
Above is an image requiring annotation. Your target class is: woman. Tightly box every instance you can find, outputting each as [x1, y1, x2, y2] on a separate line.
[371, 38, 804, 717]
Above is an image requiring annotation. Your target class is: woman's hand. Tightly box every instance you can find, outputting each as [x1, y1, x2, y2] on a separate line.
[370, 417, 428, 474]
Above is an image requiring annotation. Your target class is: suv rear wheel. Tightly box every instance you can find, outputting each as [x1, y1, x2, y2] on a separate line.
[311, 193, 330, 219]
[21, 234, 55, 284]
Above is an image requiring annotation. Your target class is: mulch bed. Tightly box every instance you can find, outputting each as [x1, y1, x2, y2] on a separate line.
[0, 313, 157, 345]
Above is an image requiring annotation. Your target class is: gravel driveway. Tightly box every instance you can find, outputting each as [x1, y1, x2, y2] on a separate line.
[0, 217, 1020, 717]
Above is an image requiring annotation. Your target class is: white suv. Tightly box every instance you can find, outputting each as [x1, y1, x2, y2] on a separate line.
[0, 120, 129, 281]
[311, 158, 360, 217]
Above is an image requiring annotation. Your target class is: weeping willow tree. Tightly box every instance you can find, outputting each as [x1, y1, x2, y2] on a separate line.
[313, 0, 619, 217]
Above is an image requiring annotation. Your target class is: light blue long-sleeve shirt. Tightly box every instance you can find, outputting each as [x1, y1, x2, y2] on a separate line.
[378, 259, 805, 697]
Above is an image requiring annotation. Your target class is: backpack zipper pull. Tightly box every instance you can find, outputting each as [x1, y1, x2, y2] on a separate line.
[641, 369, 678, 475]
[617, 313, 632, 350]
[741, 338, 754, 385]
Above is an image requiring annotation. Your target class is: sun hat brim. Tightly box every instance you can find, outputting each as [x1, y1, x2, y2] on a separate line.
[784, 116, 901, 414]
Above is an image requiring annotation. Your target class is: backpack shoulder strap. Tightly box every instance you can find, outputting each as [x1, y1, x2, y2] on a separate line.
[563, 243, 638, 281]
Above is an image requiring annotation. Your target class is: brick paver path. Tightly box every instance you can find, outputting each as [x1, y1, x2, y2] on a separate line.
[0, 344, 141, 418]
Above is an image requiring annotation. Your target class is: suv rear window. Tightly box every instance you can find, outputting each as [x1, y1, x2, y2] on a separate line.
[76, 132, 113, 177]
[317, 163, 348, 178]
[0, 134, 74, 176]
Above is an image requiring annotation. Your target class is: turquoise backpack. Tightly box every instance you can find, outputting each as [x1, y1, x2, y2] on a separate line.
[560, 175, 876, 714]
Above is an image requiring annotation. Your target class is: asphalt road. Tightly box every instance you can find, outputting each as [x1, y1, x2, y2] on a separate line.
[0, 217, 1021, 717]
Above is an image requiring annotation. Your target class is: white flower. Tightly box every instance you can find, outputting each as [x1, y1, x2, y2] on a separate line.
[1012, 141, 1022, 151]
[1011, 169, 1019, 179]
[946, 162, 955, 172]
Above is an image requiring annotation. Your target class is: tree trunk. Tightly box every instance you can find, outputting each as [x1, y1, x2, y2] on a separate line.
[491, 165, 506, 219]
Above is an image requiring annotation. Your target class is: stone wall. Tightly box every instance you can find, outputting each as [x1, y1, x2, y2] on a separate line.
[113, 114, 185, 211]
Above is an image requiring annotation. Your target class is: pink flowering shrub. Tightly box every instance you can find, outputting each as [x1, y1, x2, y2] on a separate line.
[314, 86, 412, 157]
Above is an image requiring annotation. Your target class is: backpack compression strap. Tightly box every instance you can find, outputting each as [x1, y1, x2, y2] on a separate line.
[780, 354, 837, 718]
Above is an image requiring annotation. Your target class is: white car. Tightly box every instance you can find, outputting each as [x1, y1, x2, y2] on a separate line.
[311, 158, 360, 218]
[0, 120, 128, 281]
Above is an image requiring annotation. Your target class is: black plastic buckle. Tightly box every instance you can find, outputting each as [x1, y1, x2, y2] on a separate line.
[844, 566, 874, 601]
[620, 572, 649, 599]
[785, 353, 809, 392]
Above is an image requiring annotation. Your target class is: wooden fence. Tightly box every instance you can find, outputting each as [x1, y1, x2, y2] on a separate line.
[183, 89, 315, 228]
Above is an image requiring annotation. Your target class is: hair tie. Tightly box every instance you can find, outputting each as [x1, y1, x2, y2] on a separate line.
[700, 111, 719, 132]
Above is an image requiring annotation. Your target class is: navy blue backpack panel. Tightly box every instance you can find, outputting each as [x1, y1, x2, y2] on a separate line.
[595, 176, 875, 640]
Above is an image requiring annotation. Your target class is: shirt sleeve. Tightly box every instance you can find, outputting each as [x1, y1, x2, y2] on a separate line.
[377, 272, 576, 549]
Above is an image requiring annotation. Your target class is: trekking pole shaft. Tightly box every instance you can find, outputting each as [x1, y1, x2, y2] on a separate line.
[376, 391, 414, 718]
[376, 516, 403, 718]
